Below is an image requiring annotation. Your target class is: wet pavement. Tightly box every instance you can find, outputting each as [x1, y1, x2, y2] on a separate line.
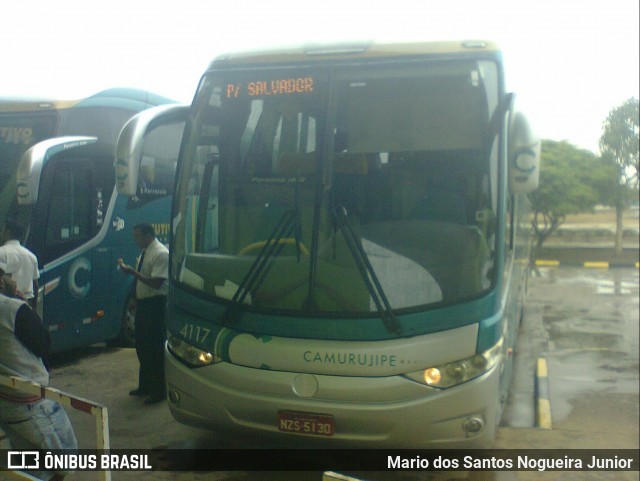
[494, 266, 639, 481]
[533, 267, 638, 426]
[13, 267, 639, 481]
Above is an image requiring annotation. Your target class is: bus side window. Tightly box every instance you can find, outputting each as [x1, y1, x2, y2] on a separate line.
[196, 160, 220, 253]
[43, 162, 94, 261]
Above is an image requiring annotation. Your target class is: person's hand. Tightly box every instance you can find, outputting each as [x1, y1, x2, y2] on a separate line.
[117, 258, 134, 275]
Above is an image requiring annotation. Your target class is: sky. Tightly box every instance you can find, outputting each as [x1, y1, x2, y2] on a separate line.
[2, 0, 638, 154]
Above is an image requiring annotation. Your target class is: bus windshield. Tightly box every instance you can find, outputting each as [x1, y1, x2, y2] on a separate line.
[173, 59, 501, 316]
[0, 109, 58, 228]
[0, 104, 138, 233]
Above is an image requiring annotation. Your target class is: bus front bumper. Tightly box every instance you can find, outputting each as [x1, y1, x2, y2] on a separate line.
[165, 344, 501, 448]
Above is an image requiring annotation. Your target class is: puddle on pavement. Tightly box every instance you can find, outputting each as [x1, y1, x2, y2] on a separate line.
[532, 267, 639, 424]
[547, 350, 639, 422]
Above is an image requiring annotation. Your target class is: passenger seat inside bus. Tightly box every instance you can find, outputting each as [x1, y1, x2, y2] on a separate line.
[411, 185, 468, 225]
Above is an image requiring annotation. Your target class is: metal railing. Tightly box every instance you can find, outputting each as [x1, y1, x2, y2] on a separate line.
[0, 369, 110, 481]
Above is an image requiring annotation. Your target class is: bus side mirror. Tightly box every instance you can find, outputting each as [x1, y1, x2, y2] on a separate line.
[115, 104, 189, 196]
[115, 117, 142, 196]
[508, 111, 540, 194]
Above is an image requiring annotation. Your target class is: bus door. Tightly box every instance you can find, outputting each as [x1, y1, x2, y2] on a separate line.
[18, 137, 114, 350]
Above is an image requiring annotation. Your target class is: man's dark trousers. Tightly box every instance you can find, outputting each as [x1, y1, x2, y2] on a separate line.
[134, 295, 167, 396]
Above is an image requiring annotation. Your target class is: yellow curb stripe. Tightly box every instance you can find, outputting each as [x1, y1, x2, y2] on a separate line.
[537, 399, 553, 430]
[535, 358, 552, 430]
[535, 260, 560, 267]
[535, 260, 639, 268]
[536, 357, 548, 377]
[584, 261, 609, 268]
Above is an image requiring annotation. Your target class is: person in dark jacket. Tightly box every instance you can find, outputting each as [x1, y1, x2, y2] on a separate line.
[0, 262, 77, 481]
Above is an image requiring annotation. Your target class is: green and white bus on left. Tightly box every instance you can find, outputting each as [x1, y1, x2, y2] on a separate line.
[118, 40, 540, 447]
[0, 89, 186, 351]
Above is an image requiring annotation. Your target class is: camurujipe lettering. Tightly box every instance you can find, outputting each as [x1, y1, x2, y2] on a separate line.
[304, 351, 397, 367]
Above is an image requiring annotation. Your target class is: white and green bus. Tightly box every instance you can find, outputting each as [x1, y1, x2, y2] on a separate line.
[118, 41, 540, 447]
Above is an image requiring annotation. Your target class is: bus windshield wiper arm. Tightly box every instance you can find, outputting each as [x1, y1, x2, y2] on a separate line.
[333, 207, 401, 336]
[222, 208, 298, 324]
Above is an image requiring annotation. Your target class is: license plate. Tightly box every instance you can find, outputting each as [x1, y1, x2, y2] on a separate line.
[277, 411, 335, 437]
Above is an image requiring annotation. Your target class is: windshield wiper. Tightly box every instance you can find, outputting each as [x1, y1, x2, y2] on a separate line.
[333, 207, 401, 336]
[221, 208, 300, 325]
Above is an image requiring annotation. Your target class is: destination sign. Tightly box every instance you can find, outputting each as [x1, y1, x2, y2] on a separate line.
[226, 77, 314, 98]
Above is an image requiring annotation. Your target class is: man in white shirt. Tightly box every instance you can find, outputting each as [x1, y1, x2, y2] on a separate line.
[0, 220, 39, 310]
[117, 223, 169, 404]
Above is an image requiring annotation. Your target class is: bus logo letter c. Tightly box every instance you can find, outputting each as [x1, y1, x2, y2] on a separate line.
[68, 257, 91, 298]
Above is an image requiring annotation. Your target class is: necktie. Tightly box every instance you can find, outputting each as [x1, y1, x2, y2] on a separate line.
[134, 251, 145, 292]
[136, 251, 145, 272]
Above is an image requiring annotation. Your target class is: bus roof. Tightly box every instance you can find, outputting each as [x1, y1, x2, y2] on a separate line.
[75, 88, 177, 110]
[209, 40, 500, 68]
[0, 98, 76, 112]
[0, 88, 176, 113]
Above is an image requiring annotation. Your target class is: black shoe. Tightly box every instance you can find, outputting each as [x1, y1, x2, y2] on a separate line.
[144, 394, 165, 404]
[129, 388, 148, 396]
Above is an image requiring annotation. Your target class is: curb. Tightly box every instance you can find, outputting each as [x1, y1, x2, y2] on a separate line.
[534, 358, 552, 430]
[535, 260, 640, 269]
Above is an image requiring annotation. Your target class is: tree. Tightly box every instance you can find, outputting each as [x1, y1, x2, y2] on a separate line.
[530, 140, 613, 249]
[599, 98, 640, 254]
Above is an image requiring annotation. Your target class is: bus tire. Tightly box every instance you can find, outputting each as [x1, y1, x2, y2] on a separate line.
[108, 294, 137, 347]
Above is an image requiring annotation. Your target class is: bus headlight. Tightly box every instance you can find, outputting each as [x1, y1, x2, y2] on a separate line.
[167, 333, 220, 367]
[405, 338, 503, 389]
